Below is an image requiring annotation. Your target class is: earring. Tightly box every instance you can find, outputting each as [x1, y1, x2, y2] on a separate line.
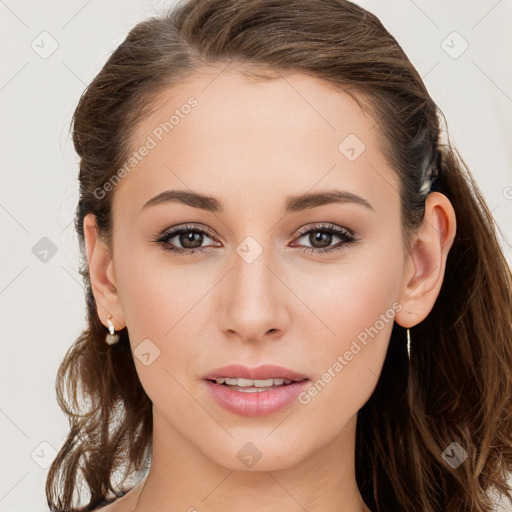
[406, 327, 411, 361]
[105, 314, 120, 345]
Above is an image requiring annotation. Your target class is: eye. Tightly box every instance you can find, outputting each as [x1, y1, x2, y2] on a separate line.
[291, 223, 358, 254]
[154, 224, 221, 255]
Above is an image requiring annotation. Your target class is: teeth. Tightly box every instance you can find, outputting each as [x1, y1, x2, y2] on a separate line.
[214, 377, 294, 387]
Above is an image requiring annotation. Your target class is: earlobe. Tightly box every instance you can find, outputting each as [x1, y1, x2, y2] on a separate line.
[83, 213, 126, 330]
[395, 192, 457, 329]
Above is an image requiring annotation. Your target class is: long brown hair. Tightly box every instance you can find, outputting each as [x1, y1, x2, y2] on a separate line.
[46, 1, 512, 510]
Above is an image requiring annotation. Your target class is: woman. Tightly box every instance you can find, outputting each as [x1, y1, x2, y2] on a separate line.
[46, 0, 512, 511]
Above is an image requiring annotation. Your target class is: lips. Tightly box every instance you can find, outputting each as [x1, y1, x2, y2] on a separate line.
[202, 364, 309, 382]
[202, 364, 310, 417]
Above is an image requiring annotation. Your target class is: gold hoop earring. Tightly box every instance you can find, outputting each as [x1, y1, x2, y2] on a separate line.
[106, 314, 120, 345]
[406, 327, 411, 361]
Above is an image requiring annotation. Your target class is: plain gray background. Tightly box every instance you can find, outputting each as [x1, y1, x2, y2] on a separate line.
[1, 0, 511, 510]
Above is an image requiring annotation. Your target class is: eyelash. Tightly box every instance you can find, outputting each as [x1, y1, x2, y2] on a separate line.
[154, 223, 358, 256]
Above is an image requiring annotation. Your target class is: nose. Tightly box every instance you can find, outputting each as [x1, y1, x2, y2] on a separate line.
[218, 246, 290, 344]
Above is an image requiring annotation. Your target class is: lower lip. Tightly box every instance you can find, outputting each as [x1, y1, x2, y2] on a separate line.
[204, 379, 310, 417]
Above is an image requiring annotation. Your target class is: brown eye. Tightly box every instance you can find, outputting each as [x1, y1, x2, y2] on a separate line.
[178, 230, 204, 249]
[292, 223, 358, 254]
[306, 230, 334, 249]
[155, 224, 220, 254]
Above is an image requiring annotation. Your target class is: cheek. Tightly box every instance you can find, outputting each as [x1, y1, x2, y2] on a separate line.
[115, 239, 200, 337]
[114, 247, 212, 393]
[297, 248, 402, 346]
[292, 247, 403, 410]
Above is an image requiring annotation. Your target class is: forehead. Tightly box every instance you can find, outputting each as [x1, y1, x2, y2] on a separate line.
[113, 67, 399, 218]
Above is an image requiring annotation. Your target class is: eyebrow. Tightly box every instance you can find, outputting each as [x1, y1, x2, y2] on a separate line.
[139, 189, 374, 215]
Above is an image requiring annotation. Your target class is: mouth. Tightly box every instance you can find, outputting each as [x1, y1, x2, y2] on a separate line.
[202, 365, 311, 417]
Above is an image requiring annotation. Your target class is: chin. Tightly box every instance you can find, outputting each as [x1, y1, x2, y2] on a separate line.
[202, 434, 313, 472]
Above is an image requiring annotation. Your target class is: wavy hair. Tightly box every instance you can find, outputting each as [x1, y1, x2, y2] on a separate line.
[46, 0, 512, 510]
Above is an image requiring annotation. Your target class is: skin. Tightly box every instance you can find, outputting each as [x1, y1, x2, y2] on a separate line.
[84, 66, 456, 512]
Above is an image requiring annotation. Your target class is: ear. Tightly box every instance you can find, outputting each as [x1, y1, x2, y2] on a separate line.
[83, 213, 126, 331]
[394, 192, 457, 329]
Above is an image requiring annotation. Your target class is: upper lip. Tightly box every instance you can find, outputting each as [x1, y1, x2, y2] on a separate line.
[203, 364, 309, 382]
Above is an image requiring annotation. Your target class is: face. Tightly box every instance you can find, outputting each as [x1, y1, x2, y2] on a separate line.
[106, 67, 408, 471]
